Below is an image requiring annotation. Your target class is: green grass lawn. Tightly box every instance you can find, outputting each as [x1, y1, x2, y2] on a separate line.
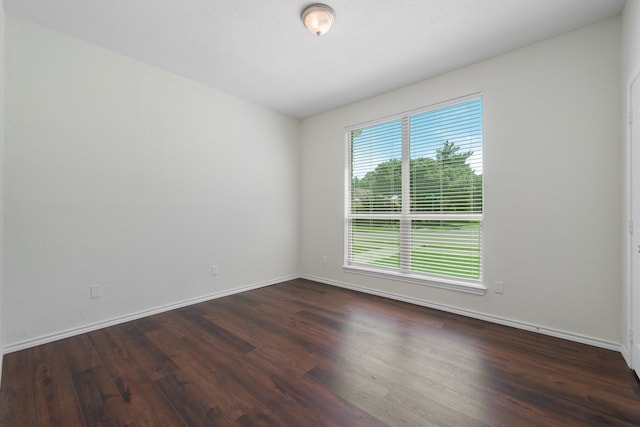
[350, 221, 481, 280]
[411, 250, 480, 279]
[355, 250, 480, 280]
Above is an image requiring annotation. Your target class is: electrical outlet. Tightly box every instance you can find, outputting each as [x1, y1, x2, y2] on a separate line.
[90, 285, 102, 299]
[322, 255, 327, 265]
[211, 265, 219, 276]
[494, 280, 504, 294]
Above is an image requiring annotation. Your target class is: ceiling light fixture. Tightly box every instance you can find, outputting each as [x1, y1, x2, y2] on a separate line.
[301, 4, 335, 36]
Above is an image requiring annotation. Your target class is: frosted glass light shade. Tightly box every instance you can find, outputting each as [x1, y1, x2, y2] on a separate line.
[302, 4, 335, 36]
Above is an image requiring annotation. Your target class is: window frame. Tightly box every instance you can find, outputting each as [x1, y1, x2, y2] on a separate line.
[343, 94, 486, 295]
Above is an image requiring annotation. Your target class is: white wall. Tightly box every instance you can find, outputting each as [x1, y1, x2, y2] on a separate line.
[622, 0, 640, 362]
[300, 17, 622, 346]
[623, 0, 640, 78]
[3, 17, 300, 349]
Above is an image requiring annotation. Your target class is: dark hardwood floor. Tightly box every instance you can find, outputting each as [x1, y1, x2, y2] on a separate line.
[1, 278, 639, 426]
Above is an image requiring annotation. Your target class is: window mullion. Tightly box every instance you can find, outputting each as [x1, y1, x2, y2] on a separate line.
[400, 117, 411, 273]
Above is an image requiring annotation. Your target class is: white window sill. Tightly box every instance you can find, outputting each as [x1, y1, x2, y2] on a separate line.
[342, 265, 487, 295]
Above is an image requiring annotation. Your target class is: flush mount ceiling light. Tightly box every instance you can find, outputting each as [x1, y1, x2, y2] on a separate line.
[301, 4, 335, 36]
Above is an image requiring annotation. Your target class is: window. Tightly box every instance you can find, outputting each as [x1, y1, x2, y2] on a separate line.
[345, 95, 484, 293]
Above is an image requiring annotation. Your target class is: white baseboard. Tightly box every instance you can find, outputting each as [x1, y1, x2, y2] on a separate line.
[301, 274, 624, 354]
[3, 274, 297, 354]
[621, 344, 632, 367]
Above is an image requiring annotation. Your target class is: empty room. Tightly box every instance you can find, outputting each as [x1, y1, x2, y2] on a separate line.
[1, 0, 640, 425]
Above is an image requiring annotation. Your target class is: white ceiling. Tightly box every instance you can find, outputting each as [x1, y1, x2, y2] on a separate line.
[4, 0, 627, 119]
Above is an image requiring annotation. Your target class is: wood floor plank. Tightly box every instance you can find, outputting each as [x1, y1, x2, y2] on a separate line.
[0, 350, 36, 426]
[238, 342, 389, 427]
[144, 322, 267, 424]
[174, 306, 256, 354]
[61, 334, 101, 376]
[154, 371, 229, 426]
[203, 299, 331, 359]
[1, 278, 639, 426]
[109, 321, 180, 381]
[71, 365, 136, 427]
[87, 327, 188, 426]
[31, 342, 86, 427]
[234, 408, 302, 427]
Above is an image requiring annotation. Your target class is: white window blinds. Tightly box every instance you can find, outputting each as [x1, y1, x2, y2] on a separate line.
[347, 95, 483, 285]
